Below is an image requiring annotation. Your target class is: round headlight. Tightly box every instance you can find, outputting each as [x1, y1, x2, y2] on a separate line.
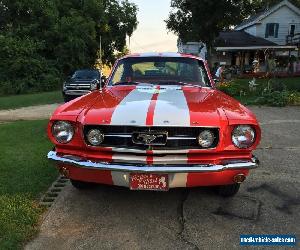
[232, 125, 255, 149]
[63, 82, 67, 91]
[52, 121, 74, 144]
[87, 129, 104, 146]
[198, 130, 215, 148]
[90, 80, 98, 90]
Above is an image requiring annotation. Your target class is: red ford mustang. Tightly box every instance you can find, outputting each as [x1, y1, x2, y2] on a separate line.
[47, 53, 261, 196]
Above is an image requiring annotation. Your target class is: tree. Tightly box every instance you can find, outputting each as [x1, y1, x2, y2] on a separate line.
[166, 0, 300, 48]
[99, 0, 138, 64]
[0, 0, 138, 94]
[166, 0, 261, 47]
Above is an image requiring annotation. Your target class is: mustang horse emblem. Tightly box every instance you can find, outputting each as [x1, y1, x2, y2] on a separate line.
[131, 132, 167, 145]
[137, 134, 163, 144]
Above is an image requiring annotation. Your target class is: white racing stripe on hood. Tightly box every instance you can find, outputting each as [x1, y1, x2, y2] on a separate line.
[110, 86, 156, 125]
[153, 86, 190, 126]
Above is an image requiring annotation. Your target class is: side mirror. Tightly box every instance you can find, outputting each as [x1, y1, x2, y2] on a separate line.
[101, 76, 107, 87]
[90, 79, 101, 91]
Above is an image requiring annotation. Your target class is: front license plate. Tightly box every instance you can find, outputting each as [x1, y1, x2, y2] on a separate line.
[130, 173, 169, 191]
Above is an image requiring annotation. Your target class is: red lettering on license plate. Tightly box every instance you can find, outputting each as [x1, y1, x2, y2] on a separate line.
[130, 173, 169, 191]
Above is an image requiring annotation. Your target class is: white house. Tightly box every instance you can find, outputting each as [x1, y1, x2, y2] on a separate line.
[213, 0, 299, 73]
[235, 0, 300, 46]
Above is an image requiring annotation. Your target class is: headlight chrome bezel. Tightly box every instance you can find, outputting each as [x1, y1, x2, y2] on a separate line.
[197, 130, 215, 148]
[51, 121, 74, 144]
[63, 81, 67, 91]
[90, 80, 99, 90]
[86, 129, 105, 146]
[232, 125, 256, 149]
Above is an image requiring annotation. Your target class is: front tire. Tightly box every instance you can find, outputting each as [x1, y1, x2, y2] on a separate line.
[217, 183, 240, 197]
[70, 179, 95, 189]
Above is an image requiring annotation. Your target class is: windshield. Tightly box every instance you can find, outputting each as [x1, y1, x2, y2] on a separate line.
[109, 57, 211, 87]
[72, 70, 99, 79]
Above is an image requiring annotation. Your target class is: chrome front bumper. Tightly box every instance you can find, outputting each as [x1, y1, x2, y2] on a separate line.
[47, 151, 259, 173]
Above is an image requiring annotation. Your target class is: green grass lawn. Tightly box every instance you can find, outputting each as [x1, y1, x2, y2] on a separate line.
[0, 91, 63, 110]
[0, 120, 58, 249]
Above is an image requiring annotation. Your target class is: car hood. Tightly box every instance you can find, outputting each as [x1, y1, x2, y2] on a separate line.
[53, 85, 257, 126]
[68, 78, 96, 83]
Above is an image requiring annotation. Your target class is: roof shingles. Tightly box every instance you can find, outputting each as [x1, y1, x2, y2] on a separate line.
[216, 31, 277, 47]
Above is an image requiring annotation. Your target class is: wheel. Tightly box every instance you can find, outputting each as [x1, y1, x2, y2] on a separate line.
[217, 183, 240, 197]
[70, 179, 95, 189]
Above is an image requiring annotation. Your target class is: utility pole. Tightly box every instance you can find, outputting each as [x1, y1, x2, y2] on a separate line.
[128, 35, 131, 53]
[99, 35, 102, 70]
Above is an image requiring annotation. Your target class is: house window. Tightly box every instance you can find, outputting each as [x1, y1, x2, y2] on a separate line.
[290, 25, 296, 36]
[265, 23, 279, 38]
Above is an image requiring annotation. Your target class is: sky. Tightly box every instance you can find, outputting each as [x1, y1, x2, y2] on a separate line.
[128, 0, 178, 53]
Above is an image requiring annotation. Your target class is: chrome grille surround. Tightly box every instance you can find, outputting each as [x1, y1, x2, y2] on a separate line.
[83, 125, 219, 150]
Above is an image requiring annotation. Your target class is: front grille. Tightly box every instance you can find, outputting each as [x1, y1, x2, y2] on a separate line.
[84, 126, 219, 150]
[65, 82, 91, 90]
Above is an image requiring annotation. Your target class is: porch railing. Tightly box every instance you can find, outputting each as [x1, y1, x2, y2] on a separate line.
[286, 33, 300, 46]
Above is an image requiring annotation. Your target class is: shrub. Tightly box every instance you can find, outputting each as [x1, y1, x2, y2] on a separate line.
[218, 82, 245, 96]
[0, 36, 63, 95]
[218, 78, 300, 107]
[267, 79, 287, 92]
[254, 91, 289, 107]
[287, 91, 300, 105]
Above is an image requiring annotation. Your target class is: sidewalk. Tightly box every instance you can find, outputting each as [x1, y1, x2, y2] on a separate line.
[0, 104, 60, 121]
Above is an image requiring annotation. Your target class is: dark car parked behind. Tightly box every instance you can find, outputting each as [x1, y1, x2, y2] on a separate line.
[63, 69, 105, 102]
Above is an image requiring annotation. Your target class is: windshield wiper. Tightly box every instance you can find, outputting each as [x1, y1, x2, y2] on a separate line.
[114, 81, 154, 86]
[157, 81, 202, 87]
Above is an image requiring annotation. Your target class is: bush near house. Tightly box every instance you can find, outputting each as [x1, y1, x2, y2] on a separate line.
[218, 77, 300, 107]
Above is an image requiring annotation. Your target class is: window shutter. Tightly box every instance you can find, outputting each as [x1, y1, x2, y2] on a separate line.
[290, 25, 295, 36]
[265, 24, 269, 38]
[275, 23, 279, 38]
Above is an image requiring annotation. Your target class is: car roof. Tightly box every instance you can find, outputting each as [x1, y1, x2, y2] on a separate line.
[120, 52, 205, 62]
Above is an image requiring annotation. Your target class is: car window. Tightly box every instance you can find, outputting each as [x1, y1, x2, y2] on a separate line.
[72, 70, 99, 79]
[109, 57, 211, 87]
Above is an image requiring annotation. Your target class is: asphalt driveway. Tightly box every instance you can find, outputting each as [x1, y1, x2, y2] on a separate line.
[26, 106, 300, 250]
